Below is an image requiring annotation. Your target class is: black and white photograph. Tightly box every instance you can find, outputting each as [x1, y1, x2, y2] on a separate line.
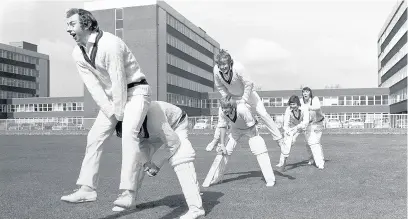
[0, 0, 407, 218]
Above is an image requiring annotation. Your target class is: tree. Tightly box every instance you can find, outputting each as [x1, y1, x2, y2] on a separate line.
[325, 84, 341, 89]
[254, 85, 262, 91]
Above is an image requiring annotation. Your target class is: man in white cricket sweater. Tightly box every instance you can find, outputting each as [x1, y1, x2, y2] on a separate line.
[300, 87, 325, 169]
[277, 95, 310, 172]
[113, 101, 205, 218]
[206, 49, 286, 151]
[202, 98, 276, 188]
[61, 8, 152, 209]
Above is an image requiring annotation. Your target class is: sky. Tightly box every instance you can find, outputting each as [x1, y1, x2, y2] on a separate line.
[0, 0, 398, 97]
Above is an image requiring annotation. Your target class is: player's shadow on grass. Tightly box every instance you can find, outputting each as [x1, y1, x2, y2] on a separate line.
[221, 170, 295, 184]
[285, 159, 331, 171]
[98, 191, 224, 219]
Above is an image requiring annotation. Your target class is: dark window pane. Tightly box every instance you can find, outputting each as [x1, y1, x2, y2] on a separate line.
[115, 8, 123, 19]
[116, 20, 123, 29]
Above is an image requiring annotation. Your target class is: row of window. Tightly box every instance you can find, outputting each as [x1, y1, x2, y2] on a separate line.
[379, 42, 407, 76]
[0, 49, 39, 65]
[167, 34, 214, 67]
[0, 91, 33, 99]
[115, 8, 124, 39]
[166, 53, 213, 81]
[205, 95, 390, 108]
[389, 87, 408, 104]
[378, 4, 407, 47]
[8, 117, 84, 125]
[166, 13, 214, 53]
[167, 73, 213, 93]
[380, 65, 407, 88]
[0, 77, 36, 89]
[0, 63, 39, 77]
[167, 92, 202, 108]
[379, 20, 407, 63]
[0, 102, 84, 113]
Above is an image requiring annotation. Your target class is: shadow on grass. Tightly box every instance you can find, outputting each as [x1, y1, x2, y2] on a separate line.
[285, 159, 331, 171]
[219, 170, 296, 185]
[98, 191, 224, 219]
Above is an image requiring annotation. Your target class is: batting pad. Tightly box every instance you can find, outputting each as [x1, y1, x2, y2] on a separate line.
[248, 136, 268, 155]
[174, 162, 203, 209]
[202, 154, 230, 187]
[310, 144, 325, 168]
[256, 153, 276, 184]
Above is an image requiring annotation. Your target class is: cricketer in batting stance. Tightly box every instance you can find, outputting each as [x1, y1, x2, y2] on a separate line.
[206, 49, 285, 151]
[300, 87, 325, 169]
[62, 8, 152, 208]
[202, 98, 276, 188]
[276, 95, 309, 172]
[113, 101, 205, 219]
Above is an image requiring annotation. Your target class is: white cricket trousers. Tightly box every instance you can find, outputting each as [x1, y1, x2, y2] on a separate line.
[246, 91, 283, 141]
[76, 93, 151, 191]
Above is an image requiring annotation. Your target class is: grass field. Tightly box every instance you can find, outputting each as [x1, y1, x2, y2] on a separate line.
[0, 134, 406, 219]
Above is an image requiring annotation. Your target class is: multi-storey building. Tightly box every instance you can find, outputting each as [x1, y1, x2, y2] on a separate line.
[0, 41, 50, 99]
[378, 0, 407, 113]
[84, 0, 220, 116]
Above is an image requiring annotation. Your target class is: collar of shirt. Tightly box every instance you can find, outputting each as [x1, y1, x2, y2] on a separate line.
[84, 32, 98, 55]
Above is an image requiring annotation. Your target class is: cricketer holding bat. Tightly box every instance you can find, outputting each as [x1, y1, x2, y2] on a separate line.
[62, 9, 152, 209]
[277, 95, 310, 172]
[206, 49, 286, 151]
[113, 101, 205, 219]
[300, 87, 325, 169]
[202, 98, 276, 188]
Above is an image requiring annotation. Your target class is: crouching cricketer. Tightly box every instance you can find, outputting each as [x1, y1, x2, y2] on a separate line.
[202, 98, 276, 188]
[276, 95, 309, 172]
[114, 101, 205, 219]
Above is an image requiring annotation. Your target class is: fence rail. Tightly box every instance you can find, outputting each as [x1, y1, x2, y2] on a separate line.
[0, 114, 406, 133]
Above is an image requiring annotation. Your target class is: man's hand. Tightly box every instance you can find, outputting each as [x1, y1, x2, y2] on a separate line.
[143, 161, 160, 177]
[115, 121, 122, 138]
[285, 127, 297, 136]
[216, 143, 227, 155]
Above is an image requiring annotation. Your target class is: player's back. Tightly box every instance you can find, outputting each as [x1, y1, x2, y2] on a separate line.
[151, 101, 184, 127]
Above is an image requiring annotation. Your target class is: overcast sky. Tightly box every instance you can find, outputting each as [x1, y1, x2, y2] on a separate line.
[0, 0, 398, 97]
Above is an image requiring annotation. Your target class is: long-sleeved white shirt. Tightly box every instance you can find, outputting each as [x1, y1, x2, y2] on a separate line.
[144, 101, 185, 164]
[214, 61, 254, 103]
[217, 102, 257, 130]
[283, 106, 309, 131]
[300, 96, 325, 123]
[72, 31, 150, 121]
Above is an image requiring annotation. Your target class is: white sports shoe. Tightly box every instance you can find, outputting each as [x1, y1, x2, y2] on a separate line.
[113, 190, 136, 209]
[61, 189, 97, 203]
[266, 181, 276, 187]
[179, 208, 205, 219]
[112, 206, 127, 212]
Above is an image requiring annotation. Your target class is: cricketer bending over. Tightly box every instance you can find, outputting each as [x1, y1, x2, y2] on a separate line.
[202, 98, 276, 188]
[207, 49, 285, 151]
[113, 101, 205, 219]
[276, 95, 309, 172]
[62, 8, 152, 207]
[300, 87, 325, 169]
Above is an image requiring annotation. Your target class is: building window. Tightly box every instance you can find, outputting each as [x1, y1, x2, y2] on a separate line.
[115, 8, 124, 39]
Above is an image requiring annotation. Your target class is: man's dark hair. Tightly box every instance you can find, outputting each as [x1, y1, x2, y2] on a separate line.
[288, 95, 301, 106]
[66, 8, 99, 32]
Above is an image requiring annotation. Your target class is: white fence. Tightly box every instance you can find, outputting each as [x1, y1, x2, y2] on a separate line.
[187, 114, 408, 130]
[0, 114, 406, 133]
